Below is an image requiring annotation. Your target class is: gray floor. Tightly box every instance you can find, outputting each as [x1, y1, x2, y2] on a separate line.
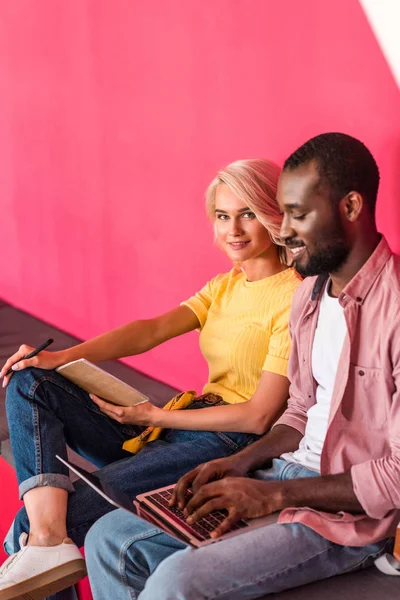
[0, 299, 398, 599]
[0, 299, 177, 444]
[0, 299, 178, 470]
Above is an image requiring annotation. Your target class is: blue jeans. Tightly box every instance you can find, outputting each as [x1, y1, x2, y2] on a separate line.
[84, 459, 393, 600]
[4, 368, 257, 599]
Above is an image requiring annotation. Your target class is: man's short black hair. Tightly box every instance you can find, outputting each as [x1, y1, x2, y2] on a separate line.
[283, 133, 380, 212]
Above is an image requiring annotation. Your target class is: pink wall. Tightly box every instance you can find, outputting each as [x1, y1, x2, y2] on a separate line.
[0, 0, 399, 392]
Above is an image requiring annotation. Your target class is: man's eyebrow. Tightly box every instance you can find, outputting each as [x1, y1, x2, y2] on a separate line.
[283, 203, 302, 209]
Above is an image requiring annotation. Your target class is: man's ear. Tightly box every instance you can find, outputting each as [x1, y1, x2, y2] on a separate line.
[341, 191, 363, 222]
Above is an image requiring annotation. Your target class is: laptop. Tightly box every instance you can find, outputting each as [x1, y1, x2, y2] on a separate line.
[56, 455, 279, 548]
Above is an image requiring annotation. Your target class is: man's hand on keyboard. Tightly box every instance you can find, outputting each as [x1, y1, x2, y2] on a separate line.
[183, 478, 282, 538]
[170, 455, 249, 511]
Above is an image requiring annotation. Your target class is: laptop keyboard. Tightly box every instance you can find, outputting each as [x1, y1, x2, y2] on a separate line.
[145, 488, 248, 541]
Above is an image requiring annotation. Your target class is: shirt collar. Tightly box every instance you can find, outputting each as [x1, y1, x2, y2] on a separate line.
[310, 236, 392, 305]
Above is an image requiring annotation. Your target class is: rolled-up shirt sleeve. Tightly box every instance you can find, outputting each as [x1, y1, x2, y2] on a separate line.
[273, 293, 308, 436]
[262, 291, 293, 377]
[180, 277, 216, 329]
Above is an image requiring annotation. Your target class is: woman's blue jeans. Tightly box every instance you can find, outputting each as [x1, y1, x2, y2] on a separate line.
[4, 367, 257, 599]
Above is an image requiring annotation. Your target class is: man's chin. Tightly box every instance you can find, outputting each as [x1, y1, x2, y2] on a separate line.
[294, 259, 324, 278]
[293, 258, 307, 277]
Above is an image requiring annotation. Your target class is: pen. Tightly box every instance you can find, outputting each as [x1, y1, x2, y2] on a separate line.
[5, 338, 54, 376]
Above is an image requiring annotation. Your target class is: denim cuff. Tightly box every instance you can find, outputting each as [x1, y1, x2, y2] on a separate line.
[19, 473, 75, 499]
[3, 519, 15, 556]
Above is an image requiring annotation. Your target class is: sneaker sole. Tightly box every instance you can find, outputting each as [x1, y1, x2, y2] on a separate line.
[0, 558, 87, 600]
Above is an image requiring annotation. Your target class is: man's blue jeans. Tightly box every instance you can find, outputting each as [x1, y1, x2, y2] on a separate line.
[85, 459, 393, 600]
[4, 368, 257, 599]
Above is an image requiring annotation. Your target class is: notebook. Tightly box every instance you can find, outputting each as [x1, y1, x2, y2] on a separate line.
[56, 359, 148, 407]
[56, 455, 279, 548]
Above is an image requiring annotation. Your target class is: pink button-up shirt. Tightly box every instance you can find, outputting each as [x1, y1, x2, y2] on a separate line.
[275, 237, 400, 546]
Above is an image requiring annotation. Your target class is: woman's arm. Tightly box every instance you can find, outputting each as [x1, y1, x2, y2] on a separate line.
[0, 306, 199, 383]
[61, 305, 200, 363]
[151, 370, 289, 434]
[94, 370, 290, 435]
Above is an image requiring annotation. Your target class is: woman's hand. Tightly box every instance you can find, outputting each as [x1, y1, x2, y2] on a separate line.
[170, 454, 250, 510]
[90, 395, 158, 426]
[0, 345, 67, 388]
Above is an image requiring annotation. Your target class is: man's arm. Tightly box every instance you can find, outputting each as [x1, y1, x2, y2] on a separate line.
[172, 424, 303, 508]
[184, 471, 363, 538]
[279, 471, 363, 513]
[229, 424, 303, 473]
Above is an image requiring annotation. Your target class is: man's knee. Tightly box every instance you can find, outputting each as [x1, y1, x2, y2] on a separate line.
[84, 518, 106, 566]
[85, 510, 146, 563]
[141, 549, 198, 600]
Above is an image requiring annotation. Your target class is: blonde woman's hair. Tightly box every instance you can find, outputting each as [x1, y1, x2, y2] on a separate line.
[205, 159, 289, 266]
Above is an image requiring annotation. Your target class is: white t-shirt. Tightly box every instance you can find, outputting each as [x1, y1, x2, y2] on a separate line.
[281, 281, 347, 472]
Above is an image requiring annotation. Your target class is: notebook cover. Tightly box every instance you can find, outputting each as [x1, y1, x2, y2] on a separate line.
[57, 359, 149, 407]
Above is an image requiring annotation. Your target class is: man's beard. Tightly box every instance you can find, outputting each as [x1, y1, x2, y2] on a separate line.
[294, 222, 351, 278]
[295, 242, 350, 277]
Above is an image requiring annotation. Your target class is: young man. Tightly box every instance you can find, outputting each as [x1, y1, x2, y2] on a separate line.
[84, 132, 400, 599]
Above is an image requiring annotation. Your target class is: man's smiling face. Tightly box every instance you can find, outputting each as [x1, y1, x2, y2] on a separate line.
[277, 160, 351, 277]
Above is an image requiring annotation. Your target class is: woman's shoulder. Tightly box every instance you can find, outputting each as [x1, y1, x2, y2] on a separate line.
[206, 268, 243, 295]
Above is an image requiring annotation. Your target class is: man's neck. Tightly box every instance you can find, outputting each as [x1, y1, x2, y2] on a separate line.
[329, 230, 381, 298]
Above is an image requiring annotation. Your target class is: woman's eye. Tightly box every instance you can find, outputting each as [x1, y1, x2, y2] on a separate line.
[293, 214, 306, 221]
[216, 214, 229, 220]
[242, 212, 255, 219]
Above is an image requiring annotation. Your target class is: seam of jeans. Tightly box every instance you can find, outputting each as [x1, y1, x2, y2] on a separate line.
[214, 432, 239, 451]
[28, 374, 103, 417]
[341, 538, 394, 573]
[204, 540, 335, 599]
[119, 528, 163, 600]
[32, 402, 42, 475]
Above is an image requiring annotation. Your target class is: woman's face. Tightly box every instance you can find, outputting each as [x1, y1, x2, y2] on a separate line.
[214, 184, 274, 264]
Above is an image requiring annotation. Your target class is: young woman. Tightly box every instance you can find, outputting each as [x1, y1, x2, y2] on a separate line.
[0, 159, 301, 600]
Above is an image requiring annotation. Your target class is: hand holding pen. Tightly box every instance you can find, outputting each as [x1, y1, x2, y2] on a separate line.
[0, 339, 56, 388]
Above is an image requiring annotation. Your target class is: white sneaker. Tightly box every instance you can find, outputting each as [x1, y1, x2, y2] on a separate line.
[0, 533, 87, 600]
[375, 553, 400, 576]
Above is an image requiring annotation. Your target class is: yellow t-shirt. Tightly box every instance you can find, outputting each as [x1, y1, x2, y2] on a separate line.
[181, 267, 302, 404]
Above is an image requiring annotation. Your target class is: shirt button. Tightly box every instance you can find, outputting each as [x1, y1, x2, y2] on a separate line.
[358, 370, 365, 376]
[356, 296, 362, 303]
